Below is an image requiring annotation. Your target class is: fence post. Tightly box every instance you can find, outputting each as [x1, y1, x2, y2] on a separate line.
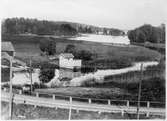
[147, 101, 150, 108]
[146, 111, 150, 117]
[88, 98, 91, 104]
[76, 109, 79, 113]
[108, 100, 111, 105]
[70, 96, 72, 104]
[36, 92, 39, 97]
[121, 110, 124, 116]
[52, 94, 55, 100]
[146, 101, 150, 117]
[19, 90, 22, 95]
[127, 100, 129, 107]
[69, 97, 72, 120]
[3, 88, 7, 92]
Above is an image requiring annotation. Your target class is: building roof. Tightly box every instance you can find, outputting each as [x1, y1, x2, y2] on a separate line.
[59, 53, 74, 59]
[2, 42, 15, 52]
[1, 52, 11, 60]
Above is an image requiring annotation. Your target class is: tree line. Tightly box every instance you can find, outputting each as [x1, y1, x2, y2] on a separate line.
[128, 24, 165, 44]
[2, 18, 77, 35]
[2, 17, 125, 36]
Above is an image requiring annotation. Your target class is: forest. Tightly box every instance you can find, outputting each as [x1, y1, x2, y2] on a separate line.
[128, 24, 165, 44]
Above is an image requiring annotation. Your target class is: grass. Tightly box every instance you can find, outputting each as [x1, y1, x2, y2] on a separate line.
[1, 101, 165, 120]
[35, 87, 131, 100]
[2, 34, 162, 67]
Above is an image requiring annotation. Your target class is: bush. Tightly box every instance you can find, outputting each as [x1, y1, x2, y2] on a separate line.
[33, 82, 47, 89]
[60, 77, 71, 82]
[39, 37, 56, 55]
[81, 66, 95, 73]
[125, 77, 165, 102]
[64, 44, 76, 54]
[75, 50, 94, 61]
[90, 57, 132, 69]
[39, 62, 58, 83]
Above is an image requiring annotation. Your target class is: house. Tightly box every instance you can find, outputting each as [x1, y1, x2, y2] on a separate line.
[1, 42, 15, 83]
[2, 42, 15, 57]
[59, 53, 82, 69]
[57, 53, 82, 79]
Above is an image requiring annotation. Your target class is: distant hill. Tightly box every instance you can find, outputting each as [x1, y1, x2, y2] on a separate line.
[2, 17, 125, 36]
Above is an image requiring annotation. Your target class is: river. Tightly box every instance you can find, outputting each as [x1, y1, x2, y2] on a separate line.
[69, 34, 130, 44]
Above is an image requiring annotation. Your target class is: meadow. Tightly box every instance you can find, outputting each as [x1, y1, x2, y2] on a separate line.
[2, 34, 162, 66]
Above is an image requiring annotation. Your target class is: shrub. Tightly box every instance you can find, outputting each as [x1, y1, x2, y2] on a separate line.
[39, 62, 58, 83]
[39, 37, 56, 55]
[90, 57, 132, 69]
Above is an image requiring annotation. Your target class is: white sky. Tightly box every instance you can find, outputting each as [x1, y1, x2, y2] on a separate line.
[1, 0, 167, 29]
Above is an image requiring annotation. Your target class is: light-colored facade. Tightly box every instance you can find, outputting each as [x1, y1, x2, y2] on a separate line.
[59, 53, 82, 69]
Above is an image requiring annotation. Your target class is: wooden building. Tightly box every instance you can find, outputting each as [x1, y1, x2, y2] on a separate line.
[2, 42, 15, 57]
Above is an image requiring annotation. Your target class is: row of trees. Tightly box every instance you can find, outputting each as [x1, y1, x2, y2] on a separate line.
[64, 44, 94, 61]
[128, 24, 165, 43]
[2, 17, 125, 36]
[2, 18, 77, 35]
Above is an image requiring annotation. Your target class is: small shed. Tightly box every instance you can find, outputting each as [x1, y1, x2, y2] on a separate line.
[2, 42, 15, 57]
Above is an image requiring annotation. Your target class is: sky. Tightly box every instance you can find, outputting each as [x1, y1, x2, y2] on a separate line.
[1, 0, 167, 29]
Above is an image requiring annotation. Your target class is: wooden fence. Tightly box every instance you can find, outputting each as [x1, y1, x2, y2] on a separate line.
[2, 87, 165, 109]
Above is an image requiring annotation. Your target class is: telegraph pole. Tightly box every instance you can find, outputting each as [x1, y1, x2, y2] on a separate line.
[94, 51, 97, 72]
[29, 56, 33, 94]
[137, 63, 143, 119]
[68, 97, 72, 120]
[9, 57, 13, 119]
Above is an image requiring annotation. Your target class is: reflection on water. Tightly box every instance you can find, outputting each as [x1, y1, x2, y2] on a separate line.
[69, 34, 130, 44]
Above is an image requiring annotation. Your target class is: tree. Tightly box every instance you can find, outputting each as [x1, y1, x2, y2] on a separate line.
[39, 62, 58, 83]
[64, 44, 76, 54]
[2, 18, 78, 36]
[59, 24, 77, 35]
[39, 68, 55, 83]
[75, 50, 93, 61]
[39, 37, 56, 55]
[128, 24, 165, 44]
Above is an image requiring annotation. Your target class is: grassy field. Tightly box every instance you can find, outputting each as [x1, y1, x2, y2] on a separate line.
[1, 101, 164, 120]
[2, 34, 162, 66]
[35, 87, 131, 100]
[35, 76, 165, 102]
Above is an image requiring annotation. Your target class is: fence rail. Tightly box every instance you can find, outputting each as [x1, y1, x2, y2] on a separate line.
[1, 90, 165, 117]
[2, 87, 165, 109]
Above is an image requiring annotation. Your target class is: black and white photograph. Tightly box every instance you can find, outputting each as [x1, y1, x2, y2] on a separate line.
[1, 0, 166, 120]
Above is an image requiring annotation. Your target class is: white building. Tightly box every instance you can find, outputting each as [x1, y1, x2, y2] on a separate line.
[59, 53, 82, 69]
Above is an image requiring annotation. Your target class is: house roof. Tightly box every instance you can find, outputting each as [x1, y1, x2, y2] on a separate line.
[1, 52, 12, 60]
[2, 42, 15, 52]
[59, 53, 74, 59]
